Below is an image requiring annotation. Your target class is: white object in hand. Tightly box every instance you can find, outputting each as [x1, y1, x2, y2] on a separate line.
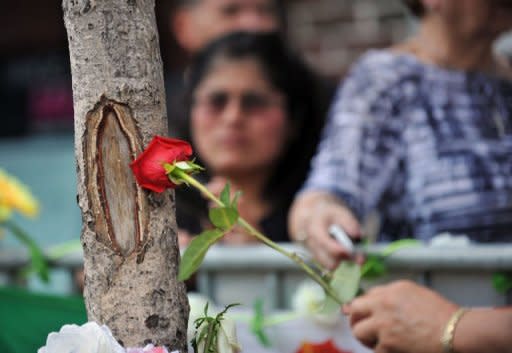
[328, 224, 354, 254]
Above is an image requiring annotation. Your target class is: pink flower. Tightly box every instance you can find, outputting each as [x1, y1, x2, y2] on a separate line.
[126, 344, 176, 353]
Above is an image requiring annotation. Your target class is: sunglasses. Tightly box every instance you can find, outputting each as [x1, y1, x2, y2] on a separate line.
[192, 90, 284, 116]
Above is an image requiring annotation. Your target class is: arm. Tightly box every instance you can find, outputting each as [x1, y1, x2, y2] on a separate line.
[344, 280, 512, 353]
[454, 307, 512, 353]
[289, 55, 407, 268]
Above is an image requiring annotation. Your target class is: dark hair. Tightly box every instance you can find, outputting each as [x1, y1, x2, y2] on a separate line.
[185, 31, 328, 207]
[402, 0, 425, 17]
[173, 0, 199, 7]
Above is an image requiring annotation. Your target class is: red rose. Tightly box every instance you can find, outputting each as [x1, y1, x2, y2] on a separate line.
[130, 136, 193, 192]
[295, 339, 351, 353]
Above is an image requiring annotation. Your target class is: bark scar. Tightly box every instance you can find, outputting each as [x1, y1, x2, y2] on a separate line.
[84, 96, 148, 257]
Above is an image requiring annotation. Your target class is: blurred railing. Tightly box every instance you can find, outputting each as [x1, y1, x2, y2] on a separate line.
[1, 244, 511, 309]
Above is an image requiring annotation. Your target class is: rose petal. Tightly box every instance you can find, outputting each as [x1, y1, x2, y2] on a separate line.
[130, 136, 193, 192]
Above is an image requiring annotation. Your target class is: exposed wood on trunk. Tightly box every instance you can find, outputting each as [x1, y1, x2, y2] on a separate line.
[63, 0, 189, 350]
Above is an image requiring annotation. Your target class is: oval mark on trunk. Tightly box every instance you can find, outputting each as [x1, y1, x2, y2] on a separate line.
[85, 97, 148, 257]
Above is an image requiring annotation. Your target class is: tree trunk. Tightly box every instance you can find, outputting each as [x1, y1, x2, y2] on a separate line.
[62, 0, 189, 350]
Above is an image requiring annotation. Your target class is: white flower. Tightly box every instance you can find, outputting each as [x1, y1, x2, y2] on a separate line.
[216, 317, 241, 353]
[292, 280, 341, 327]
[196, 316, 241, 353]
[38, 322, 125, 353]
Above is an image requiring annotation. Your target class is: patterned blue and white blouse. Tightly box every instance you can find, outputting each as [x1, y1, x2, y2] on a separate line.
[303, 50, 512, 242]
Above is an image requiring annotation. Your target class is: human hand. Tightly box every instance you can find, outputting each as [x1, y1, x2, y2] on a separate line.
[289, 191, 362, 270]
[344, 280, 459, 353]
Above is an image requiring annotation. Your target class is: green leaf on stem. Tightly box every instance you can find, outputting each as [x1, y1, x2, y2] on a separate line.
[231, 191, 241, 211]
[321, 260, 360, 313]
[361, 255, 387, 280]
[179, 229, 224, 281]
[219, 183, 241, 212]
[359, 239, 420, 281]
[165, 161, 204, 186]
[163, 163, 175, 174]
[250, 298, 271, 347]
[209, 207, 239, 231]
[380, 239, 421, 257]
[220, 183, 231, 206]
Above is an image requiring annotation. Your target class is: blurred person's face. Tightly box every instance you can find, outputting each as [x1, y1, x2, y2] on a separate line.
[190, 58, 290, 177]
[174, 0, 279, 53]
[424, 0, 512, 38]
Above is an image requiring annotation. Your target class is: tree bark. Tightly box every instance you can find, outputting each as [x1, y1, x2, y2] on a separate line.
[63, 0, 189, 350]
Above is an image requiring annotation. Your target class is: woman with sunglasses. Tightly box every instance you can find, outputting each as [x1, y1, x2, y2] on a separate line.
[175, 31, 330, 245]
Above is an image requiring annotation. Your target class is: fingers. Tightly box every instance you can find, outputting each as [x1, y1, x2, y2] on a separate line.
[289, 191, 363, 269]
[345, 294, 381, 350]
[336, 206, 362, 239]
[304, 207, 362, 269]
[351, 315, 379, 349]
[345, 295, 374, 326]
[308, 219, 348, 269]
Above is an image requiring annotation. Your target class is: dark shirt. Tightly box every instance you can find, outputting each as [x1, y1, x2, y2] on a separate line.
[176, 186, 290, 243]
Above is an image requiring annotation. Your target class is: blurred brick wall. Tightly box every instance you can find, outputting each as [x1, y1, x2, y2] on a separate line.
[284, 0, 414, 78]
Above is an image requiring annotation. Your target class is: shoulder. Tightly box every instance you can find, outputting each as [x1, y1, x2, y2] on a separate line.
[343, 49, 423, 97]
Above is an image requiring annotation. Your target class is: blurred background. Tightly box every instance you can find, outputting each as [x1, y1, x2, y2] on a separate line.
[0, 0, 511, 288]
[0, 0, 414, 248]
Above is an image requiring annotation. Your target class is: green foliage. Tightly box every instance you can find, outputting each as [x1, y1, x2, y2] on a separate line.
[220, 184, 231, 206]
[380, 239, 421, 256]
[4, 220, 49, 282]
[492, 272, 512, 294]
[191, 303, 239, 353]
[250, 299, 271, 347]
[208, 207, 238, 231]
[219, 183, 241, 211]
[165, 160, 204, 186]
[180, 183, 242, 282]
[173, 159, 423, 323]
[361, 239, 421, 281]
[179, 229, 224, 281]
[361, 255, 387, 280]
[321, 261, 361, 313]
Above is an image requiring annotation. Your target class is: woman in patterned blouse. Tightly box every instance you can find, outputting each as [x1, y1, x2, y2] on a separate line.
[289, 0, 512, 270]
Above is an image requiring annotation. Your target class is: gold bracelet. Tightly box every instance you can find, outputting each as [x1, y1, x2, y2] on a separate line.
[441, 307, 469, 353]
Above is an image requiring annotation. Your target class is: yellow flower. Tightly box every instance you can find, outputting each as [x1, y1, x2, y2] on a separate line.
[0, 168, 39, 222]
